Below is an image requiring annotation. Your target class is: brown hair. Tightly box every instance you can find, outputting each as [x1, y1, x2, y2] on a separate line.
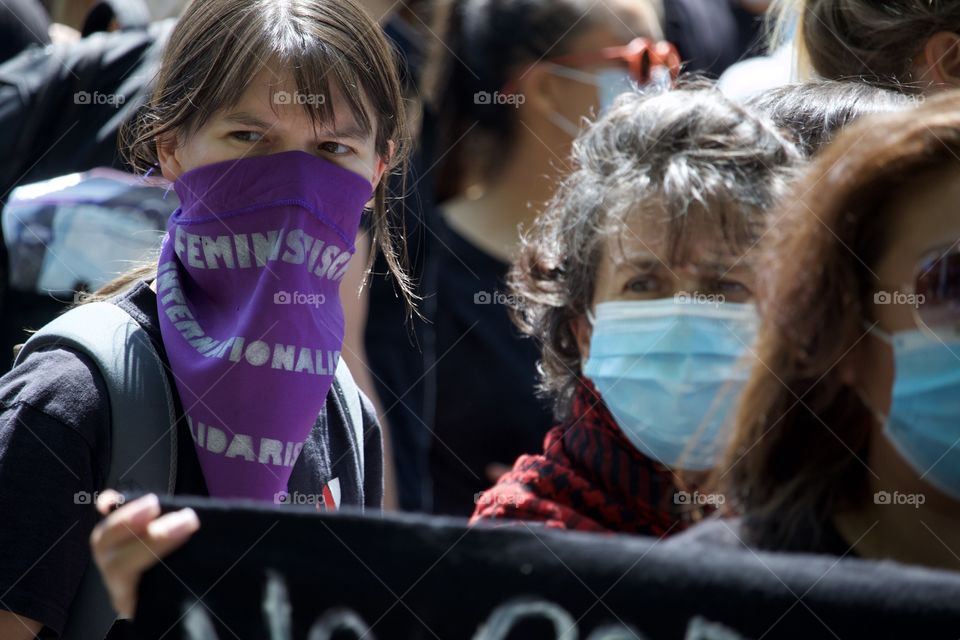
[772, 0, 960, 89]
[509, 83, 800, 420]
[714, 89, 960, 548]
[106, 0, 414, 306]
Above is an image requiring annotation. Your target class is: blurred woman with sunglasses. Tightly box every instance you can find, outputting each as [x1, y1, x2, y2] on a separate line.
[672, 91, 960, 571]
[401, 0, 675, 516]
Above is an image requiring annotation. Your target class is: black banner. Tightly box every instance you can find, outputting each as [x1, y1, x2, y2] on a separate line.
[132, 497, 960, 639]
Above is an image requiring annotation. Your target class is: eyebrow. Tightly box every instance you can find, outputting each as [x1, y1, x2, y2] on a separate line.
[612, 258, 750, 276]
[613, 257, 664, 273]
[221, 111, 371, 142]
[222, 111, 273, 129]
[698, 261, 751, 275]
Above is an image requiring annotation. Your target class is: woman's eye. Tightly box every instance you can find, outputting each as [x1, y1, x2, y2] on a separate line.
[713, 279, 751, 297]
[319, 141, 353, 155]
[230, 131, 264, 143]
[625, 276, 660, 295]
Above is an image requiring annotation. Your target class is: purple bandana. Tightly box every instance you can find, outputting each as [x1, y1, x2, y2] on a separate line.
[156, 151, 372, 501]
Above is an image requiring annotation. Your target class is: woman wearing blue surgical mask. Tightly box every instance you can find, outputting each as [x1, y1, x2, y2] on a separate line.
[397, 0, 673, 516]
[673, 90, 960, 571]
[470, 83, 800, 534]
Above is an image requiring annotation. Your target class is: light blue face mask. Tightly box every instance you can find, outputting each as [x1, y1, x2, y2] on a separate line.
[541, 64, 637, 137]
[583, 299, 758, 470]
[867, 325, 960, 500]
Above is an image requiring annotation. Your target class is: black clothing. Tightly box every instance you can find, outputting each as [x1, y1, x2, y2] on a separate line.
[0, 281, 382, 637]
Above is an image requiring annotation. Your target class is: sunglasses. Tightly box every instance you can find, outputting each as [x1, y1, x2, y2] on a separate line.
[503, 37, 681, 95]
[914, 247, 960, 341]
[875, 246, 960, 342]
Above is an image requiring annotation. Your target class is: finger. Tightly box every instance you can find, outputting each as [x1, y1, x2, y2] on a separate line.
[95, 489, 125, 515]
[485, 463, 511, 483]
[97, 508, 201, 618]
[91, 494, 161, 555]
[103, 508, 200, 576]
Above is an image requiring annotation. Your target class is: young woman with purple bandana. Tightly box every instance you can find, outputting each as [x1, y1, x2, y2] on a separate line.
[0, 0, 412, 636]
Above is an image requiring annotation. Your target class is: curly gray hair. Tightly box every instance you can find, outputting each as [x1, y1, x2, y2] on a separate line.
[509, 83, 802, 420]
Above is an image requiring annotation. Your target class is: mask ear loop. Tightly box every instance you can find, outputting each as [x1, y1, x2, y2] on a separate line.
[539, 61, 601, 86]
[863, 320, 894, 345]
[539, 63, 597, 138]
[581, 307, 597, 372]
[547, 111, 582, 138]
[858, 320, 893, 425]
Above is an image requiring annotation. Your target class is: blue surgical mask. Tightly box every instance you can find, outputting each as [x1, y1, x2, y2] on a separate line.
[583, 299, 758, 470]
[542, 64, 637, 137]
[866, 325, 960, 501]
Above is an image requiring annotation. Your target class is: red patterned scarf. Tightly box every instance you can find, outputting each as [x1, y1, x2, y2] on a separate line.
[471, 380, 688, 536]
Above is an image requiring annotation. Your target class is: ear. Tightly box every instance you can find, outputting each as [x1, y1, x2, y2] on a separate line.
[572, 313, 593, 363]
[922, 31, 960, 87]
[370, 139, 395, 190]
[517, 63, 564, 120]
[156, 135, 184, 182]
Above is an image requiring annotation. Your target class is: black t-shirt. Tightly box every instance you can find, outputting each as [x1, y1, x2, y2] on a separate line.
[427, 219, 553, 517]
[0, 281, 382, 638]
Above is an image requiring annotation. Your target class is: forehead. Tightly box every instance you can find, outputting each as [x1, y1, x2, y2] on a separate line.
[219, 64, 374, 137]
[601, 206, 751, 267]
[881, 163, 960, 274]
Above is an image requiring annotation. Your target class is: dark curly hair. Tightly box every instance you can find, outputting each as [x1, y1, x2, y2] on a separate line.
[508, 83, 801, 420]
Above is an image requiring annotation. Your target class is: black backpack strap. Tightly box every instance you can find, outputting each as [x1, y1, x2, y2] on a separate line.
[15, 301, 177, 639]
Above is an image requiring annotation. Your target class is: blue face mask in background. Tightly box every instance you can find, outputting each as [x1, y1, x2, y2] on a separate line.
[543, 64, 637, 137]
[583, 299, 758, 470]
[866, 325, 960, 501]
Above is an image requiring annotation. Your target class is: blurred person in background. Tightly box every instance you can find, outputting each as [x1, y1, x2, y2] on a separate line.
[0, 0, 177, 372]
[0, 0, 50, 63]
[662, 0, 771, 77]
[771, 0, 960, 93]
